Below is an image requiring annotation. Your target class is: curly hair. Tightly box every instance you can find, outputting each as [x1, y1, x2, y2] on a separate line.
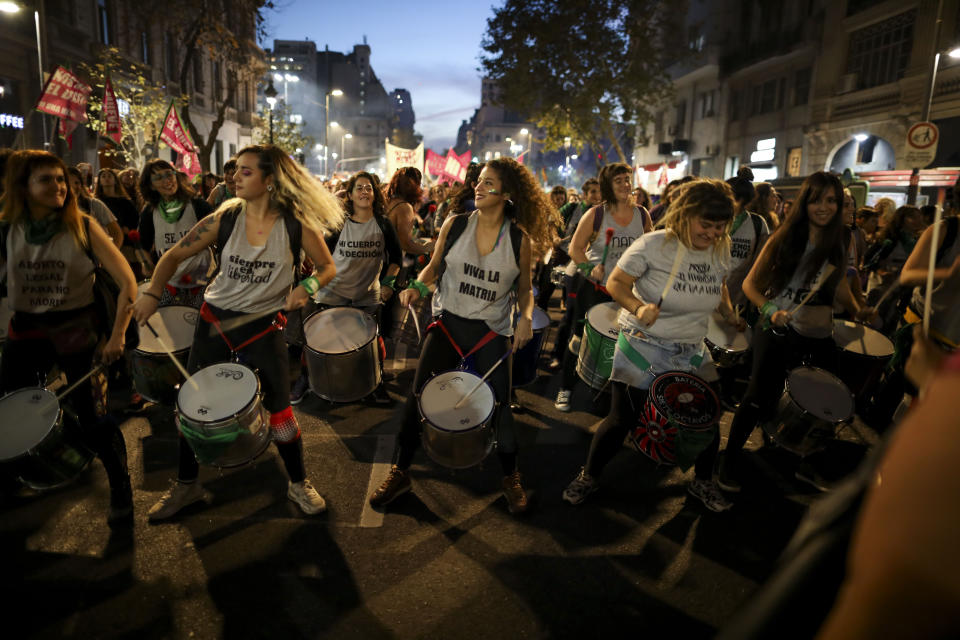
[483, 157, 555, 251]
[656, 178, 735, 259]
[343, 171, 386, 218]
[139, 159, 197, 207]
[386, 166, 423, 206]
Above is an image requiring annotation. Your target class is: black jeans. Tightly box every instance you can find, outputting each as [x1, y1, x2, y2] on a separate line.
[560, 273, 612, 390]
[394, 312, 518, 474]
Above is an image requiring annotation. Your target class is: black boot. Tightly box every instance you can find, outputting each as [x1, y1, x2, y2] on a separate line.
[108, 475, 134, 526]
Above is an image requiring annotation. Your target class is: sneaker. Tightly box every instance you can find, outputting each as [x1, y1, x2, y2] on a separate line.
[148, 480, 208, 522]
[107, 478, 133, 525]
[688, 478, 733, 512]
[554, 388, 572, 412]
[716, 453, 742, 494]
[562, 468, 598, 505]
[287, 479, 327, 514]
[370, 383, 393, 405]
[123, 392, 153, 415]
[290, 373, 311, 405]
[502, 471, 529, 514]
[369, 465, 411, 507]
[510, 390, 523, 412]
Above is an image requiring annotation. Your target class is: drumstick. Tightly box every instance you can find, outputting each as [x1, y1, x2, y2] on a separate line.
[598, 228, 615, 274]
[56, 364, 105, 400]
[657, 241, 687, 308]
[453, 351, 511, 410]
[923, 205, 944, 335]
[405, 303, 422, 343]
[788, 264, 836, 314]
[872, 278, 901, 310]
[144, 319, 198, 390]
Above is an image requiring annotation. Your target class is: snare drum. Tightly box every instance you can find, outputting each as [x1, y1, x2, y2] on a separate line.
[705, 312, 752, 368]
[176, 362, 270, 467]
[391, 292, 433, 347]
[512, 307, 550, 388]
[576, 302, 621, 390]
[0, 388, 94, 490]
[303, 307, 381, 402]
[130, 305, 198, 404]
[629, 372, 719, 466]
[832, 320, 894, 402]
[763, 366, 854, 456]
[418, 370, 496, 469]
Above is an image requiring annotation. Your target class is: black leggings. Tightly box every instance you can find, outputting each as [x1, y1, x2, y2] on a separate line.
[393, 312, 518, 474]
[175, 302, 304, 482]
[725, 326, 837, 460]
[0, 307, 128, 490]
[560, 273, 612, 389]
[585, 382, 718, 481]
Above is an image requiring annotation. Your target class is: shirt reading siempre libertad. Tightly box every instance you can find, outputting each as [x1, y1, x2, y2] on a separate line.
[203, 209, 294, 314]
[616, 230, 730, 343]
[583, 205, 647, 286]
[6, 224, 95, 313]
[152, 201, 213, 288]
[432, 212, 521, 336]
[316, 216, 386, 306]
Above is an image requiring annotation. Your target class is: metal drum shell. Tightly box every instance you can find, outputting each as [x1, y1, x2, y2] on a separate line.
[575, 302, 620, 390]
[418, 370, 496, 469]
[704, 312, 753, 368]
[832, 319, 894, 401]
[391, 293, 433, 347]
[130, 346, 191, 405]
[763, 366, 854, 457]
[303, 308, 381, 403]
[511, 307, 550, 388]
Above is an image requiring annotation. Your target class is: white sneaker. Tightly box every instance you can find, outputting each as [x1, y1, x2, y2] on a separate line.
[688, 478, 733, 512]
[562, 468, 598, 505]
[288, 479, 326, 514]
[148, 480, 209, 522]
[554, 388, 572, 412]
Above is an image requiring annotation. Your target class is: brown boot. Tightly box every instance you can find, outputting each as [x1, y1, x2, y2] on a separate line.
[369, 465, 411, 507]
[502, 470, 529, 514]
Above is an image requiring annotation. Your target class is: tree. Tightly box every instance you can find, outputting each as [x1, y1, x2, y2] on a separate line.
[78, 46, 169, 169]
[252, 101, 314, 157]
[480, 0, 680, 163]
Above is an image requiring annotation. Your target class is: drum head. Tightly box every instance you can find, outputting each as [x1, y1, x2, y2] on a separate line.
[178, 362, 259, 422]
[648, 372, 719, 430]
[0, 388, 60, 460]
[706, 312, 752, 351]
[532, 307, 550, 332]
[786, 367, 854, 422]
[586, 302, 621, 339]
[419, 370, 495, 432]
[832, 320, 894, 357]
[138, 305, 198, 353]
[305, 307, 377, 354]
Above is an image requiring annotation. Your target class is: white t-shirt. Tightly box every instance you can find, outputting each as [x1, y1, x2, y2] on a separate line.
[727, 212, 769, 305]
[617, 230, 730, 343]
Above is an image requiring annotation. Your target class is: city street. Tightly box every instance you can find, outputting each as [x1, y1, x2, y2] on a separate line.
[2, 299, 878, 639]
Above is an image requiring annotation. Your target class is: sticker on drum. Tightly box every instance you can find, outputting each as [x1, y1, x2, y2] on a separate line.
[586, 302, 621, 340]
[304, 307, 377, 354]
[630, 372, 719, 466]
[178, 362, 259, 422]
[786, 367, 854, 422]
[832, 320, 894, 357]
[419, 370, 495, 432]
[137, 305, 198, 353]
[0, 388, 61, 461]
[706, 311, 752, 353]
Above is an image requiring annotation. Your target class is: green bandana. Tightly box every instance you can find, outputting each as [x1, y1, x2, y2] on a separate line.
[729, 211, 748, 235]
[23, 214, 64, 245]
[158, 199, 185, 223]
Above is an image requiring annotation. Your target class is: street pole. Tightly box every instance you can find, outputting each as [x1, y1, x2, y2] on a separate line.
[34, 8, 48, 149]
[268, 110, 273, 144]
[910, 0, 945, 205]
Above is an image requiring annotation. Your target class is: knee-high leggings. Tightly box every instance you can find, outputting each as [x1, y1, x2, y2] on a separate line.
[393, 312, 518, 474]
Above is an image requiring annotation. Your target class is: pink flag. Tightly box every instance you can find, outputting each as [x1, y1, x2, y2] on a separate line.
[160, 101, 195, 156]
[36, 66, 91, 124]
[425, 149, 445, 177]
[103, 77, 122, 143]
[177, 149, 202, 181]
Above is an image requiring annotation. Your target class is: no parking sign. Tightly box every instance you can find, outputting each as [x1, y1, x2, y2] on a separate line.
[902, 121, 939, 168]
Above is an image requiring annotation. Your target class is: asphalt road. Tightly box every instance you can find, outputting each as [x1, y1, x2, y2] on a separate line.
[2, 297, 879, 639]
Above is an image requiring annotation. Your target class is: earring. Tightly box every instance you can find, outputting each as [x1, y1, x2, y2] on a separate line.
[267, 185, 273, 192]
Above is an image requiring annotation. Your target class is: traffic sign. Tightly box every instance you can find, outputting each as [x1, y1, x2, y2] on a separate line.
[903, 121, 939, 168]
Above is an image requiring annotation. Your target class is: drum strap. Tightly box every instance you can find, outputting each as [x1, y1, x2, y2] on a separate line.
[428, 317, 498, 364]
[200, 302, 288, 353]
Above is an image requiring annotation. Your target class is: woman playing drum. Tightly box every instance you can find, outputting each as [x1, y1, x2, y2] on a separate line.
[718, 171, 874, 493]
[562, 179, 741, 511]
[368, 157, 553, 514]
[554, 163, 652, 412]
[0, 150, 137, 524]
[134, 144, 343, 521]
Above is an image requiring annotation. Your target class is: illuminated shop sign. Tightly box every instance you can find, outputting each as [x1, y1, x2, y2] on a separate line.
[0, 114, 24, 129]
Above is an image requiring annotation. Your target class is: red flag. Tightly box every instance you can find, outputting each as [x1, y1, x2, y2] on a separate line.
[159, 101, 195, 156]
[103, 77, 122, 143]
[36, 66, 91, 124]
[177, 149, 202, 181]
[59, 118, 80, 149]
[425, 149, 445, 177]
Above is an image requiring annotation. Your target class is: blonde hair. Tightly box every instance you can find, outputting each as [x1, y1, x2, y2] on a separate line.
[1, 150, 87, 249]
[656, 178, 734, 259]
[235, 144, 344, 235]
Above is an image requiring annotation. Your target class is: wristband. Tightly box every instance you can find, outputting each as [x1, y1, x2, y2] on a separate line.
[381, 275, 397, 289]
[299, 276, 321, 296]
[142, 290, 161, 302]
[760, 301, 778, 319]
[632, 300, 643, 316]
[407, 278, 430, 298]
[577, 262, 594, 276]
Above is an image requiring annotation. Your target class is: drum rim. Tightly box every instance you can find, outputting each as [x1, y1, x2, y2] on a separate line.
[832, 319, 895, 356]
[648, 371, 720, 431]
[134, 305, 199, 355]
[417, 368, 496, 433]
[303, 306, 378, 355]
[785, 365, 855, 423]
[0, 387, 61, 461]
[176, 362, 261, 425]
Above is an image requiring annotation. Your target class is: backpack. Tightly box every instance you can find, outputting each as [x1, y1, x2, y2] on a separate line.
[586, 205, 651, 244]
[437, 213, 523, 283]
[216, 205, 303, 278]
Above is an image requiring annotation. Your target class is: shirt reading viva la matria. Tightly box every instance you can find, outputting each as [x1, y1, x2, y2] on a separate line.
[616, 230, 730, 343]
[432, 212, 520, 336]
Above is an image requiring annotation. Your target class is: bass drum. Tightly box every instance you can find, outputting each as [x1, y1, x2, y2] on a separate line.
[0, 388, 94, 490]
[511, 307, 551, 388]
[418, 370, 496, 469]
[763, 366, 854, 456]
[832, 319, 894, 404]
[130, 305, 198, 404]
[303, 307, 381, 402]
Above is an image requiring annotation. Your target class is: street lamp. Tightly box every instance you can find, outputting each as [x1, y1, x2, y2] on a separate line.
[520, 127, 533, 167]
[264, 78, 278, 145]
[341, 132, 352, 172]
[323, 88, 343, 177]
[1, 1, 49, 148]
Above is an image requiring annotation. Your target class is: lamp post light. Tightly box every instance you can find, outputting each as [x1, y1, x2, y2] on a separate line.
[341, 132, 352, 172]
[264, 78, 278, 145]
[1, 1, 49, 148]
[323, 89, 343, 177]
[272, 72, 299, 102]
[520, 127, 533, 168]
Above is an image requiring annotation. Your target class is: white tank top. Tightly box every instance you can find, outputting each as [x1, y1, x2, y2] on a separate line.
[153, 201, 213, 288]
[6, 222, 95, 313]
[583, 205, 647, 285]
[203, 209, 294, 314]
[317, 216, 385, 305]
